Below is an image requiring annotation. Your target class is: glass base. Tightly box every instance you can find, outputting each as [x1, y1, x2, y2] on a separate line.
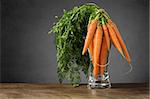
[87, 73, 111, 89]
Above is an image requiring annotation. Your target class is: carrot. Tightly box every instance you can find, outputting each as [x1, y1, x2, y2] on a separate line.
[89, 40, 94, 64]
[87, 22, 94, 64]
[101, 17, 110, 50]
[93, 26, 103, 79]
[82, 18, 98, 55]
[92, 35, 95, 65]
[108, 19, 131, 64]
[106, 23, 125, 58]
[99, 35, 109, 76]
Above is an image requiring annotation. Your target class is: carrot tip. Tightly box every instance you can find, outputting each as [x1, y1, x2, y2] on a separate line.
[82, 51, 85, 55]
[122, 64, 133, 75]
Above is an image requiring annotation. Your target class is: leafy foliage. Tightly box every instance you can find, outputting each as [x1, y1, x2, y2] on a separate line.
[49, 4, 100, 86]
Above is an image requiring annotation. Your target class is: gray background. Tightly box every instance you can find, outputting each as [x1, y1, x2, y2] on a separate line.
[0, 0, 1, 82]
[1, 0, 149, 83]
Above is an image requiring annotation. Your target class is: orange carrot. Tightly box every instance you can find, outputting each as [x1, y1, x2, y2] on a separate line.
[108, 19, 131, 64]
[93, 26, 103, 79]
[92, 35, 95, 65]
[101, 18, 110, 50]
[106, 23, 125, 58]
[99, 36, 109, 76]
[89, 40, 94, 64]
[82, 19, 98, 55]
[87, 22, 94, 64]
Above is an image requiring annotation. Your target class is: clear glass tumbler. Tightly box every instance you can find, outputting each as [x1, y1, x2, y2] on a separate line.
[87, 61, 111, 89]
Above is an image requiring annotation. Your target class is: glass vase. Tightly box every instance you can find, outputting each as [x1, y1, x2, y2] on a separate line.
[87, 61, 111, 89]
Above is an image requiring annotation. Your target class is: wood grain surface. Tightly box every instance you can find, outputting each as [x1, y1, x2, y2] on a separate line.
[0, 83, 149, 99]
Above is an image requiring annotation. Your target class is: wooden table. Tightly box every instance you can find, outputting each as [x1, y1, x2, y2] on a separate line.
[0, 83, 149, 99]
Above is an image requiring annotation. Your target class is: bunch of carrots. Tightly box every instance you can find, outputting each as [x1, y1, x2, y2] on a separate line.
[82, 10, 131, 79]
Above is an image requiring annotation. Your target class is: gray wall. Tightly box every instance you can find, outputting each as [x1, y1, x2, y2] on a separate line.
[0, 0, 1, 82]
[1, 0, 149, 83]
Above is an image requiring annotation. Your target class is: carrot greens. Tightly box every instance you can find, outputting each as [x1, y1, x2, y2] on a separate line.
[49, 4, 99, 86]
